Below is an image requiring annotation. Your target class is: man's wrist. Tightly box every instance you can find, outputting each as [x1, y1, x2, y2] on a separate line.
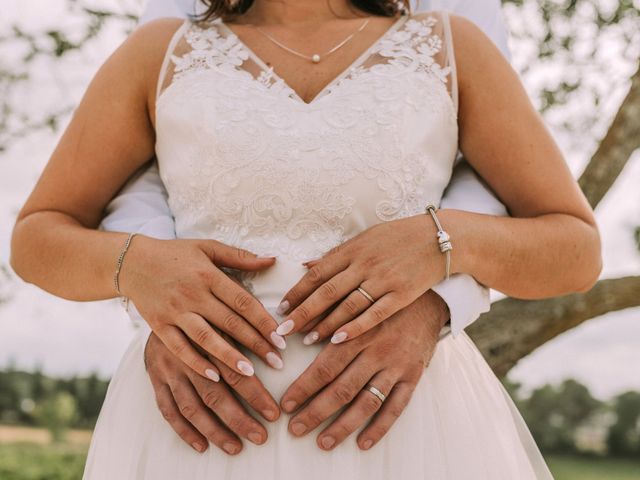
[422, 289, 450, 330]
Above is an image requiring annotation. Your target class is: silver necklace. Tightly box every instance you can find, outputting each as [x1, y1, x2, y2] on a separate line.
[250, 17, 372, 64]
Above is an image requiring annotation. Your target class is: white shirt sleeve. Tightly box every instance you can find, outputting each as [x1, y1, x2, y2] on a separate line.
[415, 0, 511, 336]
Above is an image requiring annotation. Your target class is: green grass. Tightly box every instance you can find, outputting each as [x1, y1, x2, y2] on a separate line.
[547, 454, 640, 480]
[2, 443, 640, 480]
[0, 442, 88, 480]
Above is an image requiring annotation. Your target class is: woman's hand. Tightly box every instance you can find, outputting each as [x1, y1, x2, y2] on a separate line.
[275, 215, 445, 344]
[121, 235, 286, 380]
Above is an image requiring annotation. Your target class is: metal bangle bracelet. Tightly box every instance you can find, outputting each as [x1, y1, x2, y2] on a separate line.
[424, 203, 453, 280]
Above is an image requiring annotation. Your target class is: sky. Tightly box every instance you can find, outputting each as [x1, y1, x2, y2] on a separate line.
[0, 0, 639, 401]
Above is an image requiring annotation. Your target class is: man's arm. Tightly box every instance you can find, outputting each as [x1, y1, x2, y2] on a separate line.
[419, 0, 511, 336]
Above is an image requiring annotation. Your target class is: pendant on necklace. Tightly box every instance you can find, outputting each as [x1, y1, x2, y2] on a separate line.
[311, 54, 321, 63]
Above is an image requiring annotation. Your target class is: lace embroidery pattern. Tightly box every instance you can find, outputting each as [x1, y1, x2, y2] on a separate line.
[156, 13, 458, 261]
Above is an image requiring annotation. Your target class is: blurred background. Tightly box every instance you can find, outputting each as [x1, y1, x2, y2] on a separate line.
[0, 0, 639, 479]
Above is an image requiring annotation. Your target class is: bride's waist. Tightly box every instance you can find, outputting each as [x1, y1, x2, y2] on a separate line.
[226, 257, 314, 311]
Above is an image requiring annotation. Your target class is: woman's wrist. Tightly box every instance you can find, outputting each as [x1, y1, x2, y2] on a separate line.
[114, 233, 152, 299]
[412, 208, 474, 281]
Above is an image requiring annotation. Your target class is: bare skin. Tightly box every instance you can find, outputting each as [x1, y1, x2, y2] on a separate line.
[145, 290, 448, 454]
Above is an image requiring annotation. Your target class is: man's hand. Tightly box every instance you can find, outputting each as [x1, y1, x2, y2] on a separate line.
[279, 289, 449, 451]
[144, 332, 282, 455]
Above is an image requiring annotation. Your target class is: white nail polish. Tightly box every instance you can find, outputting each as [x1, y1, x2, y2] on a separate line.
[276, 319, 294, 336]
[331, 331, 348, 344]
[303, 331, 319, 345]
[270, 331, 287, 350]
[276, 300, 290, 316]
[266, 352, 284, 370]
[237, 360, 254, 376]
[257, 254, 277, 259]
[205, 369, 220, 382]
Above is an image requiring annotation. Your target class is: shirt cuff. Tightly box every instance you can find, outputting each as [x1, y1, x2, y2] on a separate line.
[431, 273, 491, 337]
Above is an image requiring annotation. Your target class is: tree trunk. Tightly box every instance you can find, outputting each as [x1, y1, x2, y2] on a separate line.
[468, 276, 640, 377]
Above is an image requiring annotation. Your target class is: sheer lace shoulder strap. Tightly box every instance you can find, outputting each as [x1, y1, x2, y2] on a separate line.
[390, 11, 458, 115]
[440, 11, 459, 114]
[155, 18, 193, 101]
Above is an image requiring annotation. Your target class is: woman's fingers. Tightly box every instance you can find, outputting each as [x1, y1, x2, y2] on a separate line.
[316, 371, 397, 451]
[276, 265, 357, 337]
[356, 380, 417, 451]
[152, 382, 209, 453]
[156, 324, 221, 382]
[167, 376, 245, 455]
[301, 287, 371, 345]
[187, 368, 269, 447]
[199, 240, 277, 272]
[197, 297, 284, 371]
[278, 253, 350, 317]
[176, 313, 256, 377]
[211, 269, 286, 351]
[330, 291, 404, 344]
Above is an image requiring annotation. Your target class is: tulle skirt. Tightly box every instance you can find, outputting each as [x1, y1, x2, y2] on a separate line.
[83, 318, 553, 480]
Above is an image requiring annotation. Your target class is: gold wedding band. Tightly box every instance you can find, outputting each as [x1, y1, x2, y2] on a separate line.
[357, 286, 375, 303]
[364, 384, 386, 403]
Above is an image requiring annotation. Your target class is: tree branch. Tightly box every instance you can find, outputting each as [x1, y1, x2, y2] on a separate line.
[467, 276, 640, 377]
[578, 63, 640, 208]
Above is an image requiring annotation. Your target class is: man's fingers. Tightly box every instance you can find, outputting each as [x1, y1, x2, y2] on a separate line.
[188, 369, 269, 446]
[316, 371, 396, 450]
[152, 382, 209, 453]
[286, 357, 376, 437]
[280, 342, 359, 414]
[167, 376, 245, 455]
[356, 380, 417, 451]
[157, 324, 221, 381]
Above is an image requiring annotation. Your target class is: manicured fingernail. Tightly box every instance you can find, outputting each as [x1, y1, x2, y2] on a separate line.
[303, 331, 319, 345]
[237, 360, 254, 376]
[266, 352, 284, 370]
[276, 300, 290, 316]
[291, 422, 306, 436]
[257, 254, 277, 259]
[270, 331, 287, 350]
[362, 439, 373, 450]
[276, 319, 294, 335]
[320, 436, 336, 449]
[223, 442, 239, 454]
[205, 369, 220, 382]
[331, 331, 348, 344]
[262, 409, 277, 421]
[283, 400, 297, 412]
[192, 442, 205, 453]
[248, 432, 264, 444]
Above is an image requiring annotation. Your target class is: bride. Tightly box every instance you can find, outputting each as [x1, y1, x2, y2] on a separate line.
[10, 0, 601, 478]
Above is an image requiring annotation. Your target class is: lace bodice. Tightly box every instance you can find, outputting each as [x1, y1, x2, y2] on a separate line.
[154, 11, 459, 304]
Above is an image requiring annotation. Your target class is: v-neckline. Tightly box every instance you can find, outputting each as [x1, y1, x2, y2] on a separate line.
[216, 14, 408, 106]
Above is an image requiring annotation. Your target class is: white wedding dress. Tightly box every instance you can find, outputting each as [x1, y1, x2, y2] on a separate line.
[83, 11, 553, 479]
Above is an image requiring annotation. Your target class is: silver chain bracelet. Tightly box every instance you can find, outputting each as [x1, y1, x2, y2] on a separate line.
[114, 232, 138, 306]
[424, 203, 453, 280]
